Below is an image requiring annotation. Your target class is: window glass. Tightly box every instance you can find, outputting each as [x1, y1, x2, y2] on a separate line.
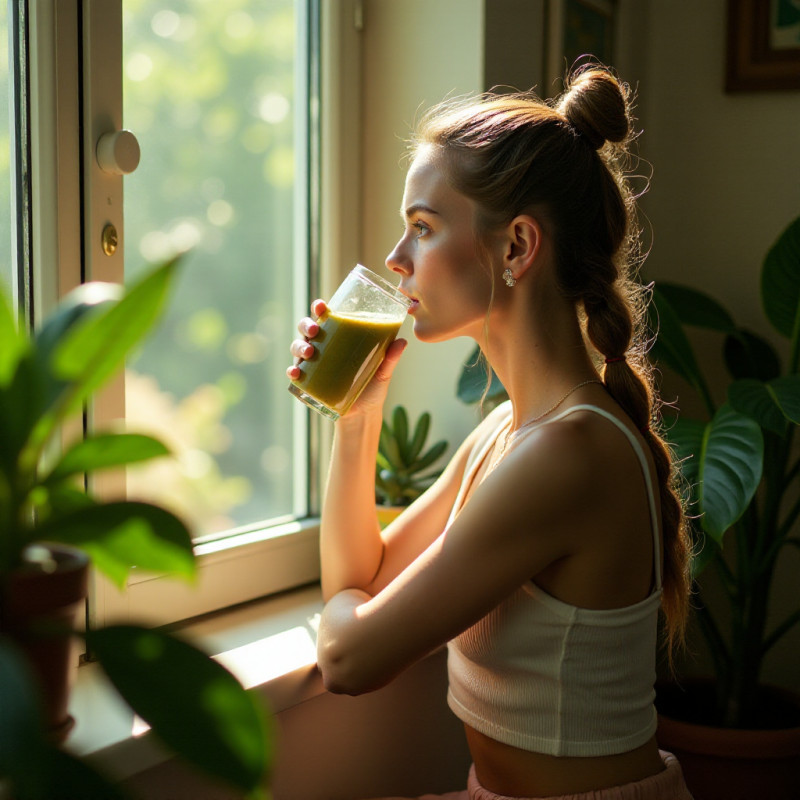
[122, 1, 306, 539]
[0, 6, 13, 297]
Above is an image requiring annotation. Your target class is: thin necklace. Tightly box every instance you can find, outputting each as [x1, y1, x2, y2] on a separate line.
[491, 379, 602, 469]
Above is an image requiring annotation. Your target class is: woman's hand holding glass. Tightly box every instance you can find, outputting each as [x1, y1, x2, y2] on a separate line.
[287, 299, 407, 419]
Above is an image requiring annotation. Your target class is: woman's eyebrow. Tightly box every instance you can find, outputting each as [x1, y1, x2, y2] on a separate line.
[403, 203, 441, 219]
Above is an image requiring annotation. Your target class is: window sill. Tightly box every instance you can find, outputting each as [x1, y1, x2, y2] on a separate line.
[67, 583, 325, 781]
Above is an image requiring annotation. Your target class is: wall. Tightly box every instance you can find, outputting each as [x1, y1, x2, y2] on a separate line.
[634, 0, 800, 691]
[360, 0, 485, 452]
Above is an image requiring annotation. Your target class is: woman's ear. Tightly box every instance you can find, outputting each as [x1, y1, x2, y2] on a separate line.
[501, 214, 543, 284]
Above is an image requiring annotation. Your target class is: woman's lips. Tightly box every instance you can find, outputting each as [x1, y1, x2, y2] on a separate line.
[407, 298, 420, 314]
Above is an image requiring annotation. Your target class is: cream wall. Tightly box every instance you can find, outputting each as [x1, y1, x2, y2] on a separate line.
[360, 0, 486, 452]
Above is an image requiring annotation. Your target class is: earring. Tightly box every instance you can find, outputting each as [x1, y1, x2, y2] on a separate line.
[503, 268, 516, 288]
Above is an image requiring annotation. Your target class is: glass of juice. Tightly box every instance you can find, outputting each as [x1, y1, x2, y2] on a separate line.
[288, 265, 412, 420]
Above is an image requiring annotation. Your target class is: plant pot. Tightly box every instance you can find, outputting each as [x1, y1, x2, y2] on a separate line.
[656, 679, 800, 800]
[376, 505, 406, 529]
[1, 544, 90, 743]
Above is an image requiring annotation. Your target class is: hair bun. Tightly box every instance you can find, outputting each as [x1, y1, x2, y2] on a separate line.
[557, 67, 630, 150]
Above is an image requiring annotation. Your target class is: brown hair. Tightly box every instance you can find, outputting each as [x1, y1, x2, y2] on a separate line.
[412, 65, 691, 655]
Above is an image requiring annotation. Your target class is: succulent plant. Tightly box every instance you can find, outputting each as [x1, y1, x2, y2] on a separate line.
[376, 405, 449, 507]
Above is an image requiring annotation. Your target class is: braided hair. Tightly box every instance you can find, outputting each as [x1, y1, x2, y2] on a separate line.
[412, 64, 691, 656]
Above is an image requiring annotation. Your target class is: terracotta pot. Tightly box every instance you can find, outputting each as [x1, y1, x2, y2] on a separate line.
[1, 545, 90, 743]
[376, 505, 406, 529]
[656, 680, 800, 800]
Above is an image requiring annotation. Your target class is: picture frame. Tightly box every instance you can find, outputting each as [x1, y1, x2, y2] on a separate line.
[726, 0, 800, 91]
[544, 0, 617, 97]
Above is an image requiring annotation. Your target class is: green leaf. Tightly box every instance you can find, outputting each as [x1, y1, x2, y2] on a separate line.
[690, 530, 721, 579]
[0, 289, 27, 388]
[378, 421, 404, 470]
[88, 625, 271, 793]
[50, 258, 181, 420]
[392, 405, 409, 463]
[728, 379, 788, 435]
[723, 328, 782, 381]
[649, 288, 707, 396]
[698, 404, 764, 541]
[665, 416, 707, 491]
[45, 433, 171, 483]
[655, 282, 736, 333]
[407, 411, 431, 463]
[769, 375, 800, 424]
[37, 501, 195, 588]
[457, 345, 506, 405]
[761, 216, 800, 339]
[407, 440, 448, 475]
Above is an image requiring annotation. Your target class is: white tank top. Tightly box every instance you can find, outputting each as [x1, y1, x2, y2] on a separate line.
[446, 403, 662, 757]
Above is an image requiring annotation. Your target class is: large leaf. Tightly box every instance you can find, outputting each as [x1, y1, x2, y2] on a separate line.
[49, 258, 180, 420]
[456, 345, 506, 405]
[697, 403, 764, 541]
[44, 432, 170, 484]
[723, 328, 782, 381]
[728, 379, 789, 435]
[770, 375, 800, 423]
[648, 288, 707, 396]
[664, 416, 707, 492]
[88, 625, 271, 794]
[655, 282, 736, 333]
[37, 501, 195, 587]
[761, 216, 800, 339]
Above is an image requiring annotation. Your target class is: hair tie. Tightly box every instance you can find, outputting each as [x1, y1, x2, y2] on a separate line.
[605, 355, 625, 364]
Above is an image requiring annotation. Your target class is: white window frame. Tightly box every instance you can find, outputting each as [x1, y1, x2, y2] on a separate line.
[25, 0, 364, 627]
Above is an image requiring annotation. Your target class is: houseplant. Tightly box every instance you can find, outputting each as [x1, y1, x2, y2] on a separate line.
[649, 216, 800, 797]
[0, 259, 271, 799]
[375, 405, 449, 525]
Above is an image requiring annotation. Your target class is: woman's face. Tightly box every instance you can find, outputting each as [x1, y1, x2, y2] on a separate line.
[386, 147, 494, 343]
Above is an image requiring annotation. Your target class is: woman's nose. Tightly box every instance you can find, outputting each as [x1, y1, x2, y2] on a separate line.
[386, 238, 411, 276]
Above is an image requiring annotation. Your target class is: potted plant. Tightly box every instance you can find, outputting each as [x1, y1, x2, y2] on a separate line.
[375, 405, 449, 526]
[0, 260, 271, 799]
[649, 216, 800, 799]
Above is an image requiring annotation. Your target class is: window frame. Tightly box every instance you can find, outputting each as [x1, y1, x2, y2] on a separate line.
[24, 0, 365, 628]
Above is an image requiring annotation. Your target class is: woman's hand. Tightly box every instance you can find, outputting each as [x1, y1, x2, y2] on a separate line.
[286, 298, 327, 382]
[286, 299, 407, 419]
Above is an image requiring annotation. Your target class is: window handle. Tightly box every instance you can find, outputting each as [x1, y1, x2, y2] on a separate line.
[96, 129, 141, 175]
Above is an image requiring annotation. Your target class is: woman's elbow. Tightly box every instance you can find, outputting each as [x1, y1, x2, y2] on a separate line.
[316, 642, 374, 696]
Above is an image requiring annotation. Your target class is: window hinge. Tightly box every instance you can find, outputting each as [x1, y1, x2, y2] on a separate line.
[354, 0, 364, 31]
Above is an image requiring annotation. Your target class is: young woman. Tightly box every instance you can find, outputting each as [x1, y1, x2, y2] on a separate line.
[287, 65, 694, 800]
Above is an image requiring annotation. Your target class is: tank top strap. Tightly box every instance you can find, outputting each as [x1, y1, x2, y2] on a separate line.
[535, 403, 663, 590]
[446, 403, 512, 529]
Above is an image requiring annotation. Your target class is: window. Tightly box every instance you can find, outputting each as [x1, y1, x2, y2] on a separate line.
[21, 0, 329, 627]
[122, 1, 310, 540]
[1, 3, 22, 304]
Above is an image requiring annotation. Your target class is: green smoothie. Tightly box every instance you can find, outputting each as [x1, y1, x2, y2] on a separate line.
[291, 309, 402, 415]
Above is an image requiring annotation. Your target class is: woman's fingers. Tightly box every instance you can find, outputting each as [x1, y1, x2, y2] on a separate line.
[290, 338, 315, 360]
[297, 316, 320, 338]
[288, 300, 328, 379]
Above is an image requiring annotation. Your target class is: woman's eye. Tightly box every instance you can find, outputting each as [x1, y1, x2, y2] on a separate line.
[412, 221, 430, 237]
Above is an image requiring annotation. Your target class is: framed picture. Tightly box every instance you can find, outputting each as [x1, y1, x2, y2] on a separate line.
[726, 0, 800, 91]
[544, 0, 617, 96]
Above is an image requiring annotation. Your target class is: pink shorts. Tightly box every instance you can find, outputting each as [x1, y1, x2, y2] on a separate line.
[371, 751, 693, 800]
